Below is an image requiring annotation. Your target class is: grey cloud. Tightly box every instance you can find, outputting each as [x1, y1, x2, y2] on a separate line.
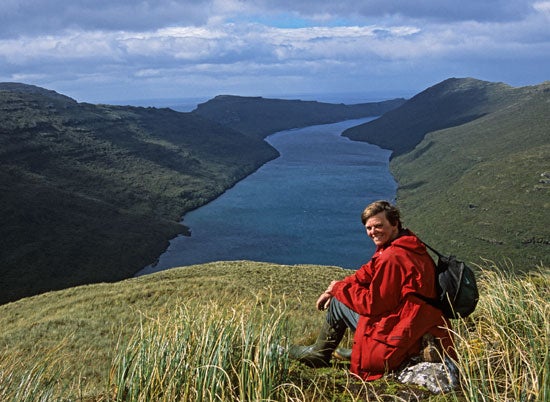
[0, 0, 214, 38]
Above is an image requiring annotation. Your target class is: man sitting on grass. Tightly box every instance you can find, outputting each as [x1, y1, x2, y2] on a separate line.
[289, 200, 457, 382]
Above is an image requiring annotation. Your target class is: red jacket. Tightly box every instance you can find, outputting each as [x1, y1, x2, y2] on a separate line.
[330, 230, 455, 380]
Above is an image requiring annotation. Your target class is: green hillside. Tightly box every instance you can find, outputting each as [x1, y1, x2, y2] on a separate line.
[0, 261, 349, 400]
[0, 83, 277, 304]
[344, 78, 550, 267]
[192, 95, 406, 138]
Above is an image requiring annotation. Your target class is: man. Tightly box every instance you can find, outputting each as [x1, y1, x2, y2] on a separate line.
[289, 200, 456, 380]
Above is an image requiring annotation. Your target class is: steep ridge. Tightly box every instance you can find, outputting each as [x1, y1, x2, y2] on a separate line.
[192, 95, 406, 138]
[363, 79, 550, 266]
[343, 78, 513, 156]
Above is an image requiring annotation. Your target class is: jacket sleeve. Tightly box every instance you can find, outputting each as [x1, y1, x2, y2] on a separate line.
[331, 252, 405, 317]
[338, 260, 374, 287]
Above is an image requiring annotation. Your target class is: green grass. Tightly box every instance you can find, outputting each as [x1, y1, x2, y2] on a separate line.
[454, 264, 549, 402]
[0, 260, 548, 401]
[109, 301, 291, 401]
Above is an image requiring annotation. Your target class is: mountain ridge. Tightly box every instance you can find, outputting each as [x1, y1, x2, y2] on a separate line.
[0, 85, 275, 303]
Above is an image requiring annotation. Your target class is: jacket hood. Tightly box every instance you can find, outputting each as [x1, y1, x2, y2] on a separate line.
[388, 229, 428, 256]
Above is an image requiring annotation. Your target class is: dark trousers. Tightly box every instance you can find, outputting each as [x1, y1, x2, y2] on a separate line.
[326, 297, 359, 331]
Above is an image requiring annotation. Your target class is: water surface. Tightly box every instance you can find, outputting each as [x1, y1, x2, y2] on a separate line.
[139, 118, 397, 275]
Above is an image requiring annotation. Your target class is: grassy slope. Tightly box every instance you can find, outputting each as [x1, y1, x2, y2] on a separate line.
[391, 83, 550, 267]
[346, 78, 550, 267]
[1, 261, 548, 401]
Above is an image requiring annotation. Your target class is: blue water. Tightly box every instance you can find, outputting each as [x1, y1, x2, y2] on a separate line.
[139, 117, 397, 275]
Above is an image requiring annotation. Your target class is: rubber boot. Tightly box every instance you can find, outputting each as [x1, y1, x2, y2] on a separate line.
[288, 320, 346, 367]
[333, 347, 352, 361]
[422, 333, 442, 363]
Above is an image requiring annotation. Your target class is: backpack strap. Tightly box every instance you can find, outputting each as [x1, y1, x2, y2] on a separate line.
[419, 239, 444, 259]
[411, 292, 441, 309]
[412, 236, 444, 309]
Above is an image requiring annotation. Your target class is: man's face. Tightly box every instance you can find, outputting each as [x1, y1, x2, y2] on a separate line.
[365, 212, 399, 247]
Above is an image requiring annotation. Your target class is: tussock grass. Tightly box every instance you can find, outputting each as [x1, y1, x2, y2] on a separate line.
[454, 263, 549, 402]
[109, 300, 292, 401]
[0, 340, 75, 401]
[0, 260, 548, 401]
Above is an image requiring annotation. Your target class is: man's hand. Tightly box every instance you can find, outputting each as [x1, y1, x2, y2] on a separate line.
[316, 292, 332, 311]
[316, 280, 340, 310]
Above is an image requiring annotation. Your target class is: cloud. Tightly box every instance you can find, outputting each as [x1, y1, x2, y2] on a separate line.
[0, 24, 422, 77]
[0, 0, 539, 40]
[0, 1, 547, 102]
[0, 0, 215, 39]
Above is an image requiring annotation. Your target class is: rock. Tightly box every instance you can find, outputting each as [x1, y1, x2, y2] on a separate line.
[396, 357, 459, 394]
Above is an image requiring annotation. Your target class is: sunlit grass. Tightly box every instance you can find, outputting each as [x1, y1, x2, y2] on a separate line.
[109, 300, 291, 401]
[0, 340, 74, 401]
[0, 261, 548, 401]
[453, 263, 549, 402]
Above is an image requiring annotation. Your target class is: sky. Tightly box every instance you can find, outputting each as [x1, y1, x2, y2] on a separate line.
[1, 0, 549, 104]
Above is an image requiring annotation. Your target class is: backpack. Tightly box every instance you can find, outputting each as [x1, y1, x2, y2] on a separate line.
[417, 241, 480, 319]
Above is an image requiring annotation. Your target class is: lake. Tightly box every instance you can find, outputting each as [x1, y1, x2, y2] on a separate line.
[138, 117, 397, 275]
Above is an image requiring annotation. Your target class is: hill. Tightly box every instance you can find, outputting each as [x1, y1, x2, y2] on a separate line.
[344, 78, 550, 266]
[0, 260, 548, 400]
[0, 261, 350, 399]
[343, 78, 515, 157]
[0, 83, 278, 304]
[0, 83, 401, 304]
[192, 95, 406, 138]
